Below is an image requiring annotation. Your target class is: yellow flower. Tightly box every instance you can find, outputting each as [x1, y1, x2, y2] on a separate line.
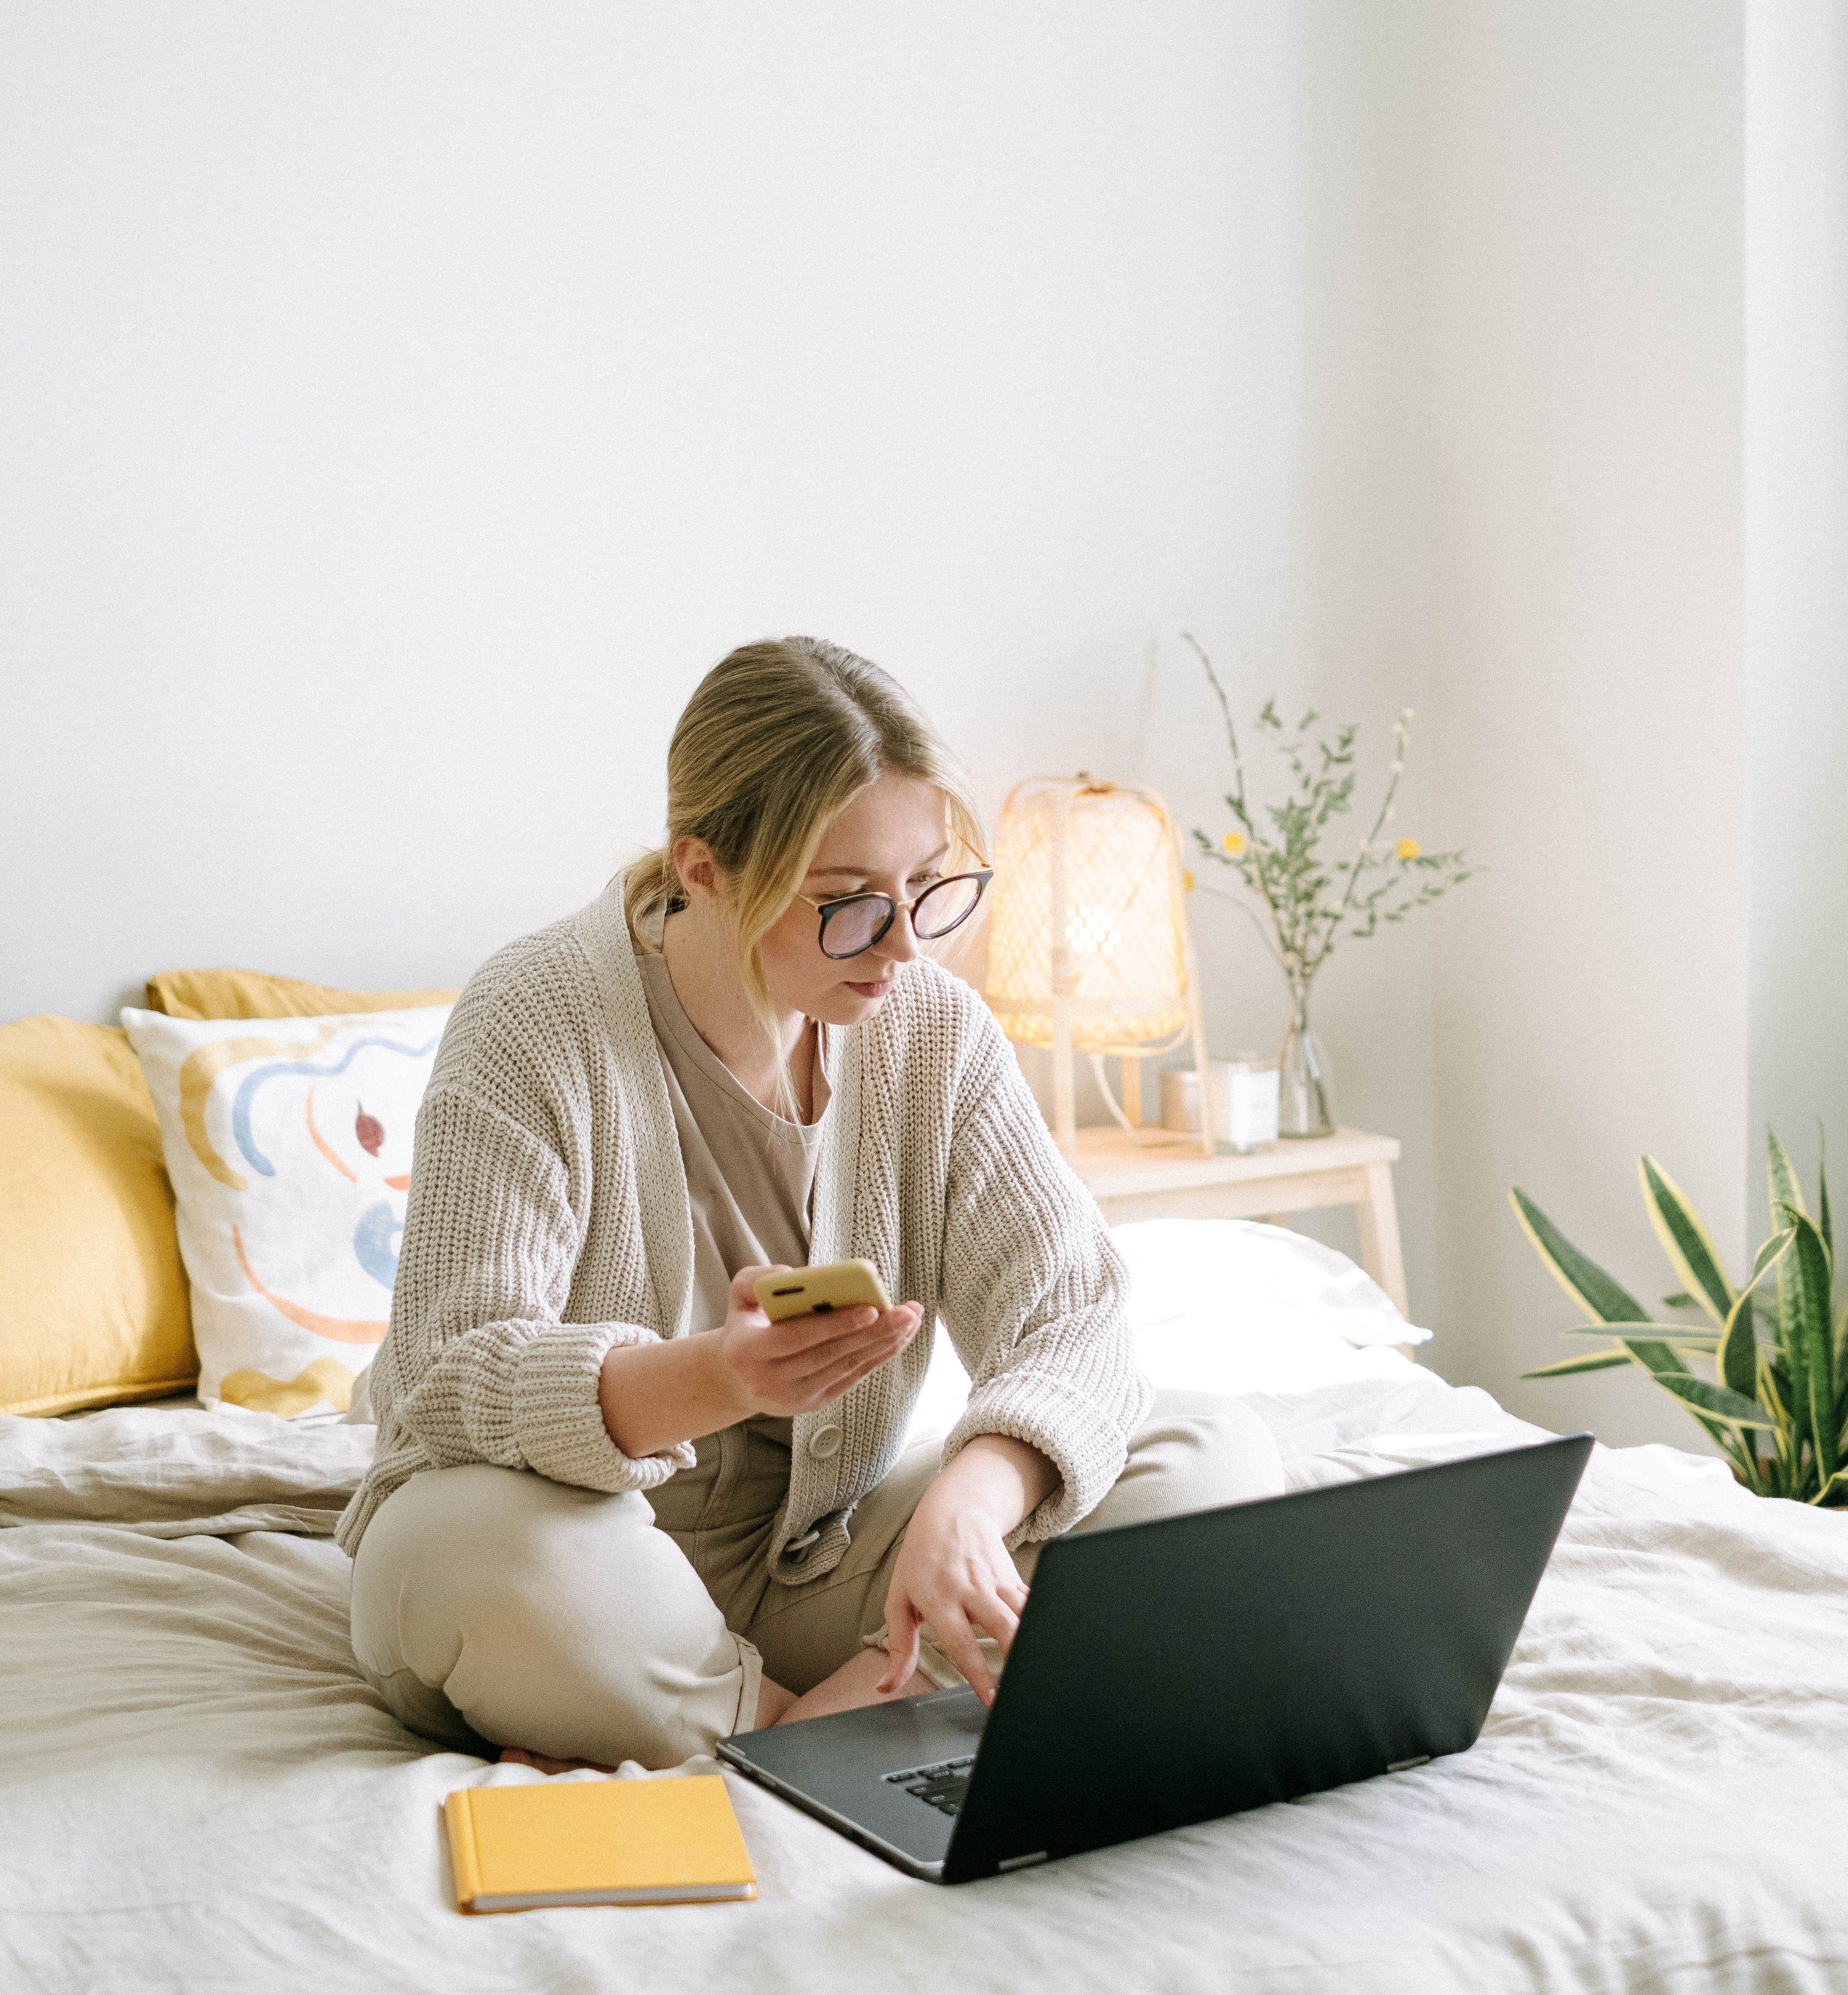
[1396, 836, 1421, 860]
[1221, 830, 1247, 856]
[1181, 869, 1196, 892]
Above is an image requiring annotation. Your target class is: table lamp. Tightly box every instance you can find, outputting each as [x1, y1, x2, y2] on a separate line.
[984, 775, 1213, 1160]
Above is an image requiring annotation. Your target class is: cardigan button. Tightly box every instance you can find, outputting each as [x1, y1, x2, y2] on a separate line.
[808, 1424, 843, 1460]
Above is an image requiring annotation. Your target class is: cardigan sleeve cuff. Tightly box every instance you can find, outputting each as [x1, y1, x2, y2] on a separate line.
[942, 1370, 1135, 1546]
[510, 1320, 697, 1492]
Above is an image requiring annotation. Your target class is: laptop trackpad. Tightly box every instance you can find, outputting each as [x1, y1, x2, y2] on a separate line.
[722, 1686, 987, 1866]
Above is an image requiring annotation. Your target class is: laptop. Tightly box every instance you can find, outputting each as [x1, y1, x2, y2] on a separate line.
[718, 1431, 1592, 1883]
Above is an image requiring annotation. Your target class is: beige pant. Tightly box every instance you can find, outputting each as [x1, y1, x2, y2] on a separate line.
[349, 1390, 1284, 1769]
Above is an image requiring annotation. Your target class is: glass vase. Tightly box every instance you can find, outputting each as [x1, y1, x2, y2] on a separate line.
[1278, 985, 1334, 1139]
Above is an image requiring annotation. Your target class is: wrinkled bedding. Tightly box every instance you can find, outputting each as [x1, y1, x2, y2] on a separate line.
[4, 1365, 1847, 1995]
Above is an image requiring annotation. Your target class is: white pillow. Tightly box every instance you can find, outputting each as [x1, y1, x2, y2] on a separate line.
[122, 1005, 449, 1419]
[1112, 1218, 1424, 1347]
[905, 1217, 1428, 1440]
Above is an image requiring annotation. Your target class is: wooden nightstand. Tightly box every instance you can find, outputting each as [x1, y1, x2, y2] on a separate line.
[1069, 1125, 1409, 1318]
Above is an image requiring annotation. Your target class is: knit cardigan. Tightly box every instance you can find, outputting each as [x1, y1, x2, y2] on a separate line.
[334, 876, 1149, 1584]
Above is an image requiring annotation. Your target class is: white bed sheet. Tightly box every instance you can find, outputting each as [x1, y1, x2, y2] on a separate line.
[4, 1362, 1847, 1995]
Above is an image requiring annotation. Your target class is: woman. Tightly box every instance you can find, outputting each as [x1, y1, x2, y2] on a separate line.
[341, 636, 1283, 1770]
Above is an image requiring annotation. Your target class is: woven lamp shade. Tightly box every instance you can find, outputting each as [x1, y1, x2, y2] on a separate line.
[987, 781, 1189, 1051]
[985, 775, 1211, 1158]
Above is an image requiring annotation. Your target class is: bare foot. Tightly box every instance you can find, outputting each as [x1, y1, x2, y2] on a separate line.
[498, 1745, 617, 1775]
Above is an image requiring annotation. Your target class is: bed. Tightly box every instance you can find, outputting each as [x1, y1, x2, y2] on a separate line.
[4, 1220, 1847, 1995]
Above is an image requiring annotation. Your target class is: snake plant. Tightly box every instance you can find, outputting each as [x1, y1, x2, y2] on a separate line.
[1512, 1131, 1848, 1506]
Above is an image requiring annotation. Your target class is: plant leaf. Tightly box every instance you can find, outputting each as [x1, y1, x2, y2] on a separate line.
[1521, 1350, 1636, 1379]
[1613, 1333, 1704, 1383]
[1661, 1291, 1701, 1312]
[1560, 1323, 1724, 1353]
[1509, 1189, 1648, 1324]
[1755, 1356, 1796, 1493]
[1746, 1226, 1798, 1288]
[1652, 1373, 1775, 1429]
[1778, 1207, 1839, 1485]
[1639, 1156, 1732, 1323]
[1758, 1353, 1789, 1429]
[1767, 1129, 1805, 1221]
[1730, 1431, 1770, 1496]
[1818, 1126, 1833, 1271]
[1716, 1284, 1760, 1401]
[1813, 1465, 1848, 1508]
[1603, 1336, 1736, 1456]
[1719, 1228, 1795, 1403]
[1560, 1322, 1714, 1336]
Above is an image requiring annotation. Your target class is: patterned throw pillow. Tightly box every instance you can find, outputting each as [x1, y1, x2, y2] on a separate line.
[122, 1004, 450, 1418]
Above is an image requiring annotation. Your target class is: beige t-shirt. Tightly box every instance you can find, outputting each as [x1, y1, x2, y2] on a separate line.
[634, 949, 831, 1333]
[633, 933, 833, 1532]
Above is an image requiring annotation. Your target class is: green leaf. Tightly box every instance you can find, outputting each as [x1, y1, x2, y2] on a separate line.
[1661, 1291, 1701, 1312]
[1818, 1128, 1833, 1270]
[1729, 1432, 1771, 1495]
[1614, 1333, 1704, 1383]
[1711, 1232, 1786, 1403]
[1597, 1334, 1734, 1453]
[1778, 1207, 1839, 1484]
[1747, 1226, 1798, 1289]
[1509, 1189, 1648, 1324]
[1652, 1373, 1776, 1430]
[1717, 1283, 1761, 1401]
[1767, 1129, 1805, 1221]
[1560, 1322, 1714, 1336]
[1560, 1327, 1722, 1360]
[1640, 1156, 1732, 1323]
[1813, 1465, 1848, 1508]
[1521, 1350, 1636, 1379]
[1756, 1357, 1797, 1490]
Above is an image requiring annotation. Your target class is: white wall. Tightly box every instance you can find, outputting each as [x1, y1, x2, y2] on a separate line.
[1745, 0, 1848, 1236]
[1109, 0, 1440, 1302]
[13, 3, 1827, 1448]
[1, 3, 1446, 1306]
[1421, 0, 1751, 1446]
[2, 2, 1267, 1015]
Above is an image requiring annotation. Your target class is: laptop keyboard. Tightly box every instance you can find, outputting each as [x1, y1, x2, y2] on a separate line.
[883, 1754, 975, 1818]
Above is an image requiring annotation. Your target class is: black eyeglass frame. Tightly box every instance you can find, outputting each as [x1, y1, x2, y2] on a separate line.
[795, 869, 995, 960]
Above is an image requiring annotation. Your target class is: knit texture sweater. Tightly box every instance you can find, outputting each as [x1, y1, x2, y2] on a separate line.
[334, 876, 1149, 1583]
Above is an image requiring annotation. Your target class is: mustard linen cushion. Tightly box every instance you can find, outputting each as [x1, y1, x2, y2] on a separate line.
[121, 1003, 451, 1419]
[146, 967, 459, 1020]
[0, 1015, 198, 1416]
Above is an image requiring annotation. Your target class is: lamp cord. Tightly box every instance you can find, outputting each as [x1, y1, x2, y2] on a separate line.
[1088, 1053, 1148, 1145]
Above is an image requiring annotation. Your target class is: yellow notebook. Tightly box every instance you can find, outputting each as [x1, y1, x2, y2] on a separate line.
[443, 1776, 757, 1913]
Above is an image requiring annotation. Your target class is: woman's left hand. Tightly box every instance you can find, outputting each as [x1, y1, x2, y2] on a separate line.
[878, 1434, 1057, 1705]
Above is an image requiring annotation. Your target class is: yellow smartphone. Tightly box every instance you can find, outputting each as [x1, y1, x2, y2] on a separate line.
[753, 1259, 893, 1322]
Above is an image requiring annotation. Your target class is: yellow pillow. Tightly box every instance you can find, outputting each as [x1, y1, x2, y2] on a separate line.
[146, 968, 459, 1020]
[0, 1015, 198, 1416]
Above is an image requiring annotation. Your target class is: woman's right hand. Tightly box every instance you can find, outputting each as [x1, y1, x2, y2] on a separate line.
[716, 1264, 922, 1419]
[597, 1264, 921, 1458]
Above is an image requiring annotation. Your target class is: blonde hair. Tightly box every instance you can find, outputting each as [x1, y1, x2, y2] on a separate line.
[626, 636, 986, 1038]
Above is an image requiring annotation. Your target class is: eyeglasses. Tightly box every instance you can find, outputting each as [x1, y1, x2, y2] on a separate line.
[795, 870, 994, 960]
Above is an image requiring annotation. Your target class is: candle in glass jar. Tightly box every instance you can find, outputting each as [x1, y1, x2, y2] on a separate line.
[1225, 1053, 1279, 1152]
[1158, 1058, 1279, 1151]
